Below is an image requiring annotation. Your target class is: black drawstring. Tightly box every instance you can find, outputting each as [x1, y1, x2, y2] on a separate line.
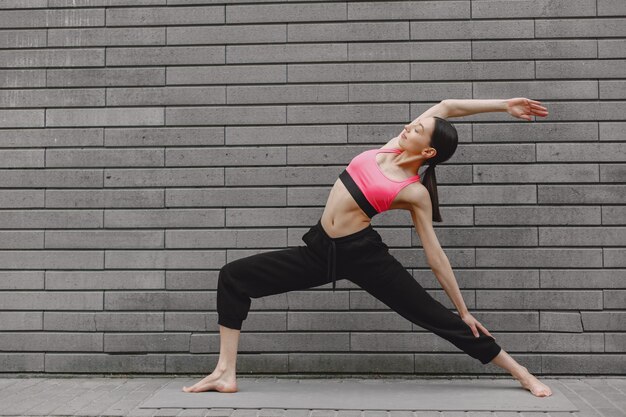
[327, 240, 337, 292]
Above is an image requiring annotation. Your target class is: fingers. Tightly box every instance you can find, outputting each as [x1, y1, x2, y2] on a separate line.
[477, 322, 494, 339]
[530, 102, 549, 116]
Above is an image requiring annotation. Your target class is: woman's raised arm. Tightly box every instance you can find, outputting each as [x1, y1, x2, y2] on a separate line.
[445, 98, 549, 121]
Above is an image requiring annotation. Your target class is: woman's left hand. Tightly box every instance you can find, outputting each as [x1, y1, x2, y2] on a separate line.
[506, 97, 549, 121]
[461, 312, 495, 339]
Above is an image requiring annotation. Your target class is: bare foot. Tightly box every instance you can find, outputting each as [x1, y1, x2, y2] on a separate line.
[513, 367, 552, 397]
[182, 368, 238, 393]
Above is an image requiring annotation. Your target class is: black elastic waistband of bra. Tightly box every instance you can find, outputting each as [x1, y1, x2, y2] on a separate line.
[338, 169, 378, 219]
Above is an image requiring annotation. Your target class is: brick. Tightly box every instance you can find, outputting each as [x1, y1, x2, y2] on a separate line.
[0, 88, 103, 107]
[0, 9, 103, 28]
[538, 142, 626, 161]
[475, 205, 600, 225]
[0, 311, 42, 330]
[537, 59, 626, 79]
[228, 43, 346, 64]
[227, 3, 346, 24]
[108, 86, 226, 106]
[538, 185, 626, 204]
[602, 164, 626, 182]
[410, 61, 534, 81]
[44, 311, 164, 332]
[603, 206, 626, 224]
[167, 65, 285, 85]
[48, 148, 163, 167]
[47, 68, 165, 87]
[472, 0, 595, 18]
[598, 39, 626, 59]
[540, 312, 584, 332]
[478, 290, 603, 309]
[0, 128, 102, 147]
[583, 312, 626, 331]
[45, 269, 164, 289]
[0, 29, 46, 48]
[542, 354, 626, 374]
[605, 249, 626, 267]
[536, 18, 626, 38]
[604, 290, 626, 309]
[107, 46, 224, 66]
[45, 189, 164, 209]
[475, 80, 598, 100]
[0, 48, 103, 68]
[0, 109, 44, 127]
[0, 291, 102, 309]
[105, 127, 223, 146]
[288, 353, 414, 373]
[106, 6, 222, 26]
[46, 107, 163, 127]
[104, 291, 214, 311]
[598, 0, 626, 15]
[605, 333, 626, 352]
[411, 20, 533, 40]
[45, 353, 165, 373]
[48, 27, 165, 47]
[538, 226, 626, 245]
[104, 333, 189, 352]
[473, 39, 596, 60]
[166, 353, 288, 373]
[0, 69, 46, 88]
[105, 250, 224, 269]
[0, 332, 101, 351]
[205, 332, 350, 352]
[293, 21, 405, 43]
[168, 24, 285, 45]
[0, 353, 43, 372]
[541, 269, 626, 288]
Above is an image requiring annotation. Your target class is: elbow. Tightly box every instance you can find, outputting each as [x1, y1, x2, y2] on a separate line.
[440, 100, 455, 119]
[427, 251, 448, 272]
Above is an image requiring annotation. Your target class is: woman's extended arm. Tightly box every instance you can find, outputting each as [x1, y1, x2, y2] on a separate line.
[445, 98, 549, 121]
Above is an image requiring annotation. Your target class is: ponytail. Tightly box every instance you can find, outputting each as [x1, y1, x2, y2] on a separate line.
[419, 116, 458, 223]
[422, 162, 442, 222]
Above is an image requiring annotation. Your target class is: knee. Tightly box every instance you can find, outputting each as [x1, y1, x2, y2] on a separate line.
[218, 262, 244, 294]
[218, 263, 234, 285]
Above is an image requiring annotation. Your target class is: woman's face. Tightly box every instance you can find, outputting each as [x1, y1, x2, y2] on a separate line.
[400, 117, 435, 155]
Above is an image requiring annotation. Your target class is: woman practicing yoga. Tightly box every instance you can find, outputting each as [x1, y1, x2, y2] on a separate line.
[183, 98, 552, 397]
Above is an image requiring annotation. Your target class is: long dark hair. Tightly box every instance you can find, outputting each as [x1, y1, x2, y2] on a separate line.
[420, 116, 458, 222]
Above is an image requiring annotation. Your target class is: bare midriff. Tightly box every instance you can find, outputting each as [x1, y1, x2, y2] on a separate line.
[320, 177, 373, 238]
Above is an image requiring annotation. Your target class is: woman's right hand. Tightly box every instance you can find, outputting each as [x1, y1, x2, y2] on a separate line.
[506, 98, 549, 121]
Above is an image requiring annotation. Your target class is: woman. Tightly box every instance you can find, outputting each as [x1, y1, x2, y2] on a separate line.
[183, 98, 552, 397]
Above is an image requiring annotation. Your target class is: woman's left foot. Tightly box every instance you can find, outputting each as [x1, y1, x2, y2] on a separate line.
[513, 367, 552, 397]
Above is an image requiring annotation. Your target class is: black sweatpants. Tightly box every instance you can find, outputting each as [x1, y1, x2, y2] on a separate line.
[217, 218, 502, 365]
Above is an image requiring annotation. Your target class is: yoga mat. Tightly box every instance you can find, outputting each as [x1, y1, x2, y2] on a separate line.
[139, 378, 578, 412]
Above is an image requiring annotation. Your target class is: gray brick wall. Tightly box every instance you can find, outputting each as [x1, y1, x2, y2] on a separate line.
[0, 0, 623, 376]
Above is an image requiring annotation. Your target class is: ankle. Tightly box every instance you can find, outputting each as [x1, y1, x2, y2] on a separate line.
[215, 364, 236, 374]
[513, 365, 529, 379]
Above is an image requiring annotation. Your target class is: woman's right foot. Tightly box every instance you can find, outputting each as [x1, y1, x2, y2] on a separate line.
[513, 366, 552, 397]
[182, 369, 238, 393]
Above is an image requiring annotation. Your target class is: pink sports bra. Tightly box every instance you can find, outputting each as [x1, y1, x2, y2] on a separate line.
[339, 148, 421, 218]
